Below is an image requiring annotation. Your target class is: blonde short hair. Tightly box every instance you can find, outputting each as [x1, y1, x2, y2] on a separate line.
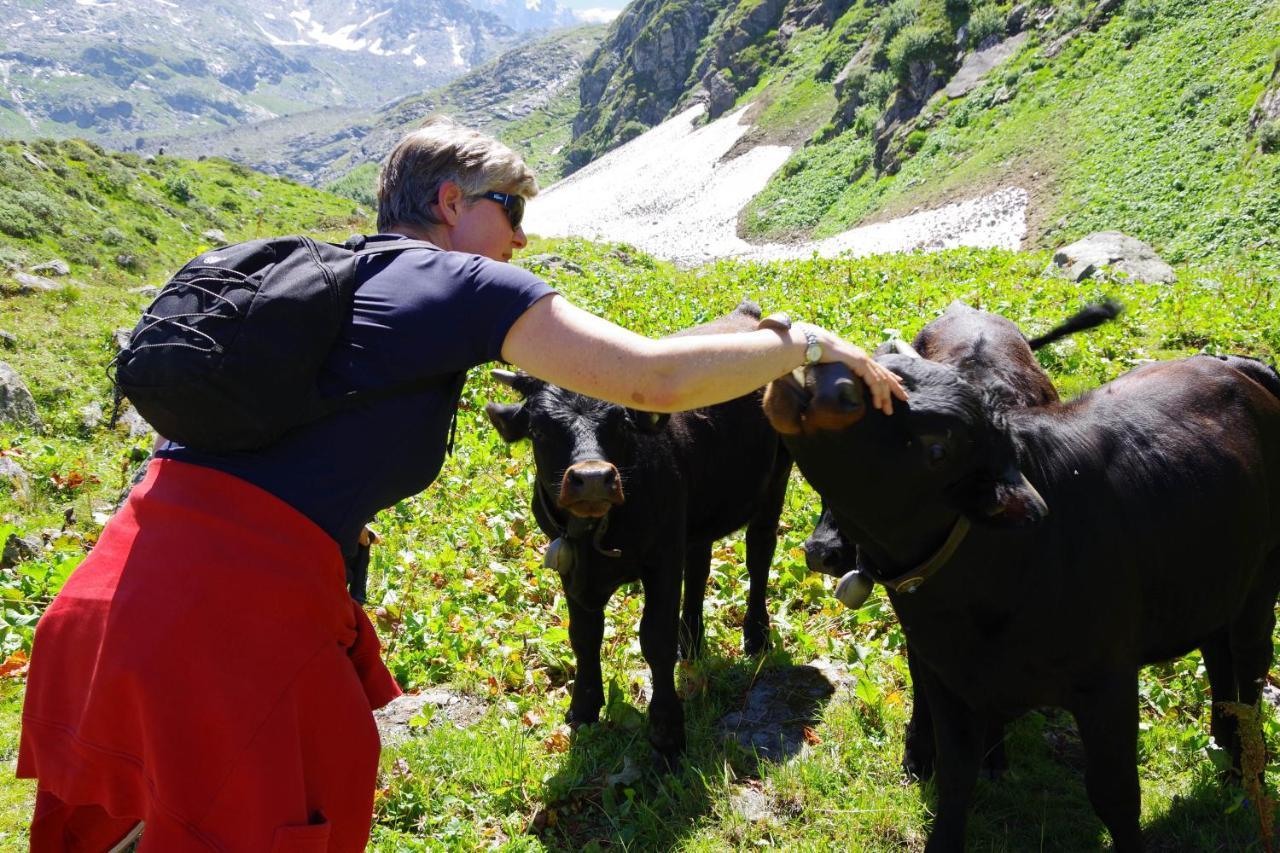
[376, 115, 538, 233]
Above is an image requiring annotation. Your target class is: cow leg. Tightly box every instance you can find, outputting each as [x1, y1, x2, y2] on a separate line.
[565, 598, 606, 727]
[979, 715, 1009, 781]
[1072, 674, 1142, 853]
[903, 642, 936, 781]
[680, 541, 712, 660]
[1200, 629, 1240, 773]
[1226, 563, 1280, 780]
[917, 666, 981, 852]
[641, 565, 685, 770]
[742, 457, 788, 654]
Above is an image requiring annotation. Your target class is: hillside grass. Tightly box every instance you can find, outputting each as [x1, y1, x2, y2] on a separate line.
[0, 154, 1278, 853]
[742, 0, 1280, 271]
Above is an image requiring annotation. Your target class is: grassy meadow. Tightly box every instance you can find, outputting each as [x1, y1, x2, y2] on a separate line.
[1, 155, 1279, 853]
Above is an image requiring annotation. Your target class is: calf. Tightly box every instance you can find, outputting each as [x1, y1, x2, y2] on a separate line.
[768, 352, 1280, 850]
[804, 300, 1121, 779]
[486, 301, 791, 767]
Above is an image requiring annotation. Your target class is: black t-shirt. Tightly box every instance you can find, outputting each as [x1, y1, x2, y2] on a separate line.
[157, 234, 555, 558]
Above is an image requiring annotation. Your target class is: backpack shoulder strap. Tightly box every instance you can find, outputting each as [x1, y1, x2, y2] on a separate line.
[354, 239, 441, 258]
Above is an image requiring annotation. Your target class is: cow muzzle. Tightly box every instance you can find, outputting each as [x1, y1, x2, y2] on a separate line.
[764, 363, 867, 436]
[559, 460, 625, 517]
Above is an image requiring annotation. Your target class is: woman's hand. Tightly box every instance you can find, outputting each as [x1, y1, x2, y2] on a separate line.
[797, 323, 908, 416]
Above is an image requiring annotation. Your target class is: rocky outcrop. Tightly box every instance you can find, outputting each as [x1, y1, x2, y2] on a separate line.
[1249, 58, 1280, 136]
[0, 362, 41, 429]
[944, 32, 1029, 99]
[1052, 231, 1175, 284]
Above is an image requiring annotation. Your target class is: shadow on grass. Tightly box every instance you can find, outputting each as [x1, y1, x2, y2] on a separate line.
[533, 649, 838, 850]
[931, 709, 1272, 852]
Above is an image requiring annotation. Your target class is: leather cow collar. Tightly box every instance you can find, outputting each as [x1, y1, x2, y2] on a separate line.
[859, 514, 972, 594]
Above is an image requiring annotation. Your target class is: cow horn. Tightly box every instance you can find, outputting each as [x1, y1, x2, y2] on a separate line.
[491, 369, 520, 387]
[889, 338, 922, 359]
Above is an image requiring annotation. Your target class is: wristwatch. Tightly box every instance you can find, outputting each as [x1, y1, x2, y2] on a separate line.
[802, 328, 823, 365]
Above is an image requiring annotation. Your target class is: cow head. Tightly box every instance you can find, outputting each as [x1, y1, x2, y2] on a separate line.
[765, 355, 1047, 535]
[803, 504, 856, 577]
[485, 369, 669, 520]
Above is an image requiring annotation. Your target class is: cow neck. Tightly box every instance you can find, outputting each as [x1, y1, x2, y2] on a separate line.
[859, 514, 972, 595]
[535, 480, 622, 558]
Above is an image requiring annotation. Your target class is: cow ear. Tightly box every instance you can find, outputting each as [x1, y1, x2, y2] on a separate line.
[953, 465, 1048, 527]
[485, 402, 529, 443]
[629, 410, 670, 433]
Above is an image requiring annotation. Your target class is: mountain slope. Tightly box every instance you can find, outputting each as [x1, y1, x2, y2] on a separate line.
[0, 0, 531, 147]
[562, 0, 1280, 266]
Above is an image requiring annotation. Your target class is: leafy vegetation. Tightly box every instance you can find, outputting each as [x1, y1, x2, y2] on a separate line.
[742, 0, 1280, 275]
[1, 137, 1278, 849]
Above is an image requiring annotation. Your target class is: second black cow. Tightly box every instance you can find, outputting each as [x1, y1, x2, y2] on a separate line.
[485, 301, 791, 766]
[769, 350, 1280, 850]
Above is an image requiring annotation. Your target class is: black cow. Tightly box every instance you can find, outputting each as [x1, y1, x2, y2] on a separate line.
[767, 352, 1280, 850]
[804, 299, 1121, 779]
[485, 301, 792, 767]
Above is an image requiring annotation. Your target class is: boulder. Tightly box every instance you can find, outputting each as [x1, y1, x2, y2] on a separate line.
[0, 331, 15, 349]
[116, 404, 154, 439]
[1, 532, 42, 568]
[703, 70, 738, 120]
[1052, 231, 1175, 284]
[0, 362, 41, 429]
[0, 455, 30, 494]
[113, 327, 133, 351]
[130, 285, 161, 300]
[31, 259, 70, 277]
[81, 401, 105, 430]
[201, 229, 227, 244]
[6, 272, 63, 296]
[1249, 62, 1280, 134]
[944, 32, 1029, 99]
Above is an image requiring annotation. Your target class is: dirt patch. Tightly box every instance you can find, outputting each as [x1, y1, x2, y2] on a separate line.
[375, 688, 489, 745]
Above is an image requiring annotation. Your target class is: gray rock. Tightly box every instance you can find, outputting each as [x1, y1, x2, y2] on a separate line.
[730, 783, 774, 822]
[1007, 3, 1028, 34]
[130, 285, 161, 300]
[1052, 231, 1175, 284]
[113, 327, 133, 351]
[717, 660, 850, 766]
[1249, 63, 1280, 134]
[8, 272, 63, 295]
[201, 229, 227, 244]
[81, 401, 105, 430]
[0, 331, 15, 349]
[944, 32, 1030, 99]
[0, 362, 41, 429]
[374, 689, 488, 745]
[1, 532, 41, 568]
[31, 259, 70, 277]
[0, 455, 30, 494]
[518, 253, 584, 275]
[116, 404, 154, 439]
[703, 69, 737, 120]
[21, 150, 48, 171]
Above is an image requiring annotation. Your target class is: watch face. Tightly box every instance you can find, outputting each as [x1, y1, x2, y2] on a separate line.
[806, 342, 822, 364]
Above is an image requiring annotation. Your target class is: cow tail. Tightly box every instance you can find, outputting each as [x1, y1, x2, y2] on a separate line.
[1027, 299, 1123, 350]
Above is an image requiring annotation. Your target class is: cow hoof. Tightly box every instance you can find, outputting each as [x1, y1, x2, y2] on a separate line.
[565, 708, 600, 728]
[743, 630, 770, 656]
[651, 747, 682, 774]
[903, 750, 935, 782]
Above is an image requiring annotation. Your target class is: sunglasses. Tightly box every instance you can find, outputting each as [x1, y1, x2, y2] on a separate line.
[477, 191, 525, 231]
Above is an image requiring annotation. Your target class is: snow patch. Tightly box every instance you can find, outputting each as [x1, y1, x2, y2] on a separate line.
[526, 104, 1027, 267]
[574, 7, 621, 23]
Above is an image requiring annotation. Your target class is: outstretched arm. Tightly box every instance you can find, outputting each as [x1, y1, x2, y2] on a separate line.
[501, 294, 906, 414]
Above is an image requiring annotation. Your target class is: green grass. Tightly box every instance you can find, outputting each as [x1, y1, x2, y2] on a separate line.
[746, 0, 1280, 271]
[1, 163, 1279, 848]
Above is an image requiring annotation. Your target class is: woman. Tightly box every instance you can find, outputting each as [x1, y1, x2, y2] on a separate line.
[19, 116, 905, 851]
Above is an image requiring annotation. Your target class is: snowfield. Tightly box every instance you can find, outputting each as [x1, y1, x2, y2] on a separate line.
[524, 104, 1028, 267]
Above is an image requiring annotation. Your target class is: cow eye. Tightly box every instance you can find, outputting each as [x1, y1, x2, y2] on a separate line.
[929, 443, 947, 465]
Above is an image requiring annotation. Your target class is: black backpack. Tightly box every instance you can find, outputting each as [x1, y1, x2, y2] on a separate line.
[111, 235, 440, 452]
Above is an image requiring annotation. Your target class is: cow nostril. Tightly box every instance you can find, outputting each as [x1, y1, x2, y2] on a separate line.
[603, 468, 616, 485]
[569, 471, 584, 487]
